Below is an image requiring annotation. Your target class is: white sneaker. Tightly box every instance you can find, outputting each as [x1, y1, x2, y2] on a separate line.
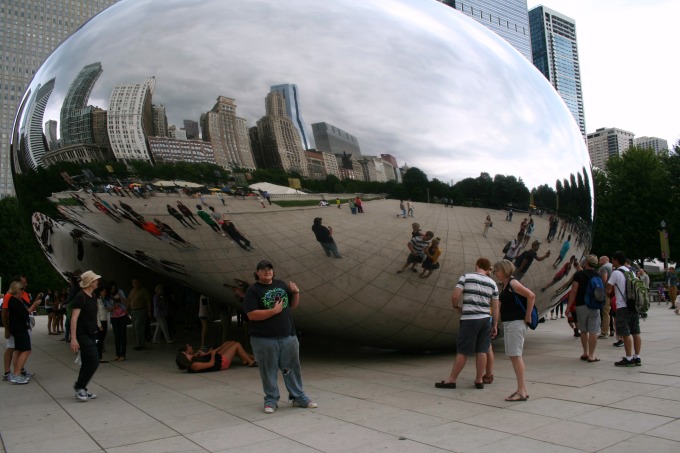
[264, 405, 276, 414]
[290, 399, 318, 408]
[10, 374, 29, 385]
[75, 388, 97, 401]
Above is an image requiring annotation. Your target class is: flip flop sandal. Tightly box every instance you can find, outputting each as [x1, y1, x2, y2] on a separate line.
[482, 374, 494, 384]
[505, 392, 528, 402]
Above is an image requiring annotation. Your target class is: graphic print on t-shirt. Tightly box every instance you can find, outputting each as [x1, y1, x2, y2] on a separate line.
[261, 287, 289, 309]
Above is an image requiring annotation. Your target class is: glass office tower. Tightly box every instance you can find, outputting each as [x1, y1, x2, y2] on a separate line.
[0, 0, 118, 198]
[438, 0, 532, 61]
[529, 5, 586, 140]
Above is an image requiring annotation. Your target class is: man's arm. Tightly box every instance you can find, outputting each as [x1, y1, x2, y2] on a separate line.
[451, 287, 463, 313]
[70, 308, 81, 352]
[535, 250, 551, 262]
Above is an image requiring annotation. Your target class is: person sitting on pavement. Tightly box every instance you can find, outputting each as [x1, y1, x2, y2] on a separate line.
[175, 341, 257, 372]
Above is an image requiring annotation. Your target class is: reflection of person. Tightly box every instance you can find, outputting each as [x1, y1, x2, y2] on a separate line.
[221, 216, 253, 251]
[419, 238, 442, 279]
[435, 258, 499, 390]
[70, 271, 102, 401]
[311, 217, 342, 258]
[397, 231, 433, 274]
[552, 235, 571, 268]
[152, 285, 173, 344]
[176, 201, 199, 226]
[493, 260, 535, 402]
[355, 196, 363, 213]
[482, 215, 492, 237]
[167, 204, 195, 229]
[540, 256, 575, 292]
[196, 205, 222, 234]
[407, 199, 414, 217]
[398, 200, 406, 218]
[175, 341, 256, 371]
[245, 260, 317, 414]
[513, 240, 550, 280]
[664, 267, 678, 309]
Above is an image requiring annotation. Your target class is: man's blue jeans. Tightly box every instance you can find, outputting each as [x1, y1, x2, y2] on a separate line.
[320, 241, 341, 258]
[250, 335, 311, 408]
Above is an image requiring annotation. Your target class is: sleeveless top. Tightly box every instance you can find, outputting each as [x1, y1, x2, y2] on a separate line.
[188, 353, 222, 373]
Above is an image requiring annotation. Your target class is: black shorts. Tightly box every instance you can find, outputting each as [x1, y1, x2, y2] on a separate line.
[615, 307, 640, 336]
[456, 318, 492, 355]
[407, 254, 424, 264]
[422, 258, 440, 271]
[13, 331, 31, 352]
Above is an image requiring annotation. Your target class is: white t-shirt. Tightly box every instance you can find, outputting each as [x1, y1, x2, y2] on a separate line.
[608, 265, 629, 309]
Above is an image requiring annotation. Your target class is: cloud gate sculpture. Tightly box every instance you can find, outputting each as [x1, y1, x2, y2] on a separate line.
[12, 0, 592, 349]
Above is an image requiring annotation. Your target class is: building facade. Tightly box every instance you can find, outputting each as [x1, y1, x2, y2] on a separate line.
[0, 0, 119, 198]
[152, 104, 169, 137]
[18, 78, 55, 171]
[587, 127, 634, 169]
[254, 92, 308, 176]
[438, 0, 532, 60]
[147, 136, 215, 165]
[529, 5, 586, 139]
[270, 83, 311, 150]
[202, 96, 255, 171]
[311, 122, 362, 157]
[634, 136, 668, 154]
[59, 62, 103, 146]
[107, 77, 156, 163]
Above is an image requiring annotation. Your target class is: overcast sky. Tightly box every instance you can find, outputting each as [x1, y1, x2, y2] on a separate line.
[528, 0, 680, 146]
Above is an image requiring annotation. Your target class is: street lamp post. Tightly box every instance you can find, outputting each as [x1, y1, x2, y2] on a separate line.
[660, 220, 670, 270]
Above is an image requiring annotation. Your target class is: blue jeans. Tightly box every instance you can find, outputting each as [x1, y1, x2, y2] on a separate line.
[320, 241, 341, 258]
[250, 335, 311, 408]
[75, 334, 99, 390]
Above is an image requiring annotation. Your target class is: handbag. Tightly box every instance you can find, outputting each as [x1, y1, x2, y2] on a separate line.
[508, 280, 539, 330]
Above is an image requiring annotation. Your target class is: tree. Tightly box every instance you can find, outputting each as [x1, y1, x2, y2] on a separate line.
[592, 146, 669, 262]
[402, 167, 429, 201]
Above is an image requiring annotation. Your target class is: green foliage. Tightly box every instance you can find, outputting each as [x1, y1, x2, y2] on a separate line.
[402, 167, 429, 201]
[0, 198, 63, 293]
[592, 146, 672, 261]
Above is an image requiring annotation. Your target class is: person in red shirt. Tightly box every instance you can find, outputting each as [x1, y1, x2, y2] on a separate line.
[3, 275, 42, 381]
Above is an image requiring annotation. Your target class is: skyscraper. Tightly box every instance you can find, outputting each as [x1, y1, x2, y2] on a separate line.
[0, 0, 119, 198]
[60, 62, 103, 146]
[18, 79, 55, 171]
[311, 122, 361, 157]
[529, 6, 586, 139]
[202, 96, 256, 170]
[107, 77, 156, 163]
[437, 0, 532, 60]
[634, 136, 668, 154]
[270, 84, 312, 150]
[587, 127, 634, 169]
[255, 92, 308, 176]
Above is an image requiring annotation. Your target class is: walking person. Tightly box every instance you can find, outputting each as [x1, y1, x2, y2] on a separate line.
[244, 260, 317, 414]
[128, 278, 151, 351]
[70, 271, 102, 401]
[493, 259, 535, 401]
[5, 280, 33, 384]
[482, 215, 492, 238]
[95, 287, 112, 362]
[607, 251, 642, 367]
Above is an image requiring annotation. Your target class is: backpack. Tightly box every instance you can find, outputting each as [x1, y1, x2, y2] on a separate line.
[502, 240, 512, 254]
[614, 268, 650, 316]
[508, 280, 539, 330]
[584, 273, 606, 310]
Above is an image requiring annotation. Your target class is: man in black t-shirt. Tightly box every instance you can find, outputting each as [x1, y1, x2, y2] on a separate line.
[244, 260, 317, 414]
[70, 270, 101, 401]
[567, 255, 600, 362]
[311, 217, 342, 258]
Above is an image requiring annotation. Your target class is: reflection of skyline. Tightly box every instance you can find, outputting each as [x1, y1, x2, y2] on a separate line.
[14, 0, 591, 190]
[60, 62, 103, 146]
[20, 79, 55, 170]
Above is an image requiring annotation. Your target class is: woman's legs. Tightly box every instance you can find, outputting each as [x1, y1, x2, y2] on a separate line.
[47, 313, 55, 334]
[153, 316, 172, 343]
[484, 343, 494, 382]
[509, 355, 528, 397]
[200, 319, 208, 349]
[218, 341, 255, 366]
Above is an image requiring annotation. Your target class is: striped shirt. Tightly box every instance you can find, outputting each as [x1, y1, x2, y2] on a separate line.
[456, 272, 499, 320]
[410, 236, 430, 255]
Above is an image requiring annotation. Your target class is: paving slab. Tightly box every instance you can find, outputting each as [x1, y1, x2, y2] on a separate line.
[1, 294, 679, 452]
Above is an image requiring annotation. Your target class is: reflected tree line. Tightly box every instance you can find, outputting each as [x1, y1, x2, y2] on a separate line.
[6, 143, 679, 291]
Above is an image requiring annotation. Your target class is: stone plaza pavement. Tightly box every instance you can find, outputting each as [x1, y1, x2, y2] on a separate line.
[1, 305, 679, 453]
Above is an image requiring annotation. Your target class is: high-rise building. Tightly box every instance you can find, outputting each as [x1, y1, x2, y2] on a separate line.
[380, 154, 401, 182]
[529, 6, 586, 139]
[437, 0, 532, 60]
[107, 77, 156, 163]
[270, 84, 311, 149]
[311, 122, 361, 157]
[148, 137, 215, 165]
[202, 96, 256, 170]
[152, 104, 169, 137]
[634, 136, 668, 154]
[18, 79, 55, 171]
[44, 120, 58, 151]
[183, 120, 199, 140]
[254, 92, 308, 176]
[587, 127, 634, 169]
[60, 62, 103, 146]
[0, 0, 119, 198]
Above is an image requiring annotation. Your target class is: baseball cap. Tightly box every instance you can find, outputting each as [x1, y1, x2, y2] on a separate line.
[256, 260, 274, 270]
